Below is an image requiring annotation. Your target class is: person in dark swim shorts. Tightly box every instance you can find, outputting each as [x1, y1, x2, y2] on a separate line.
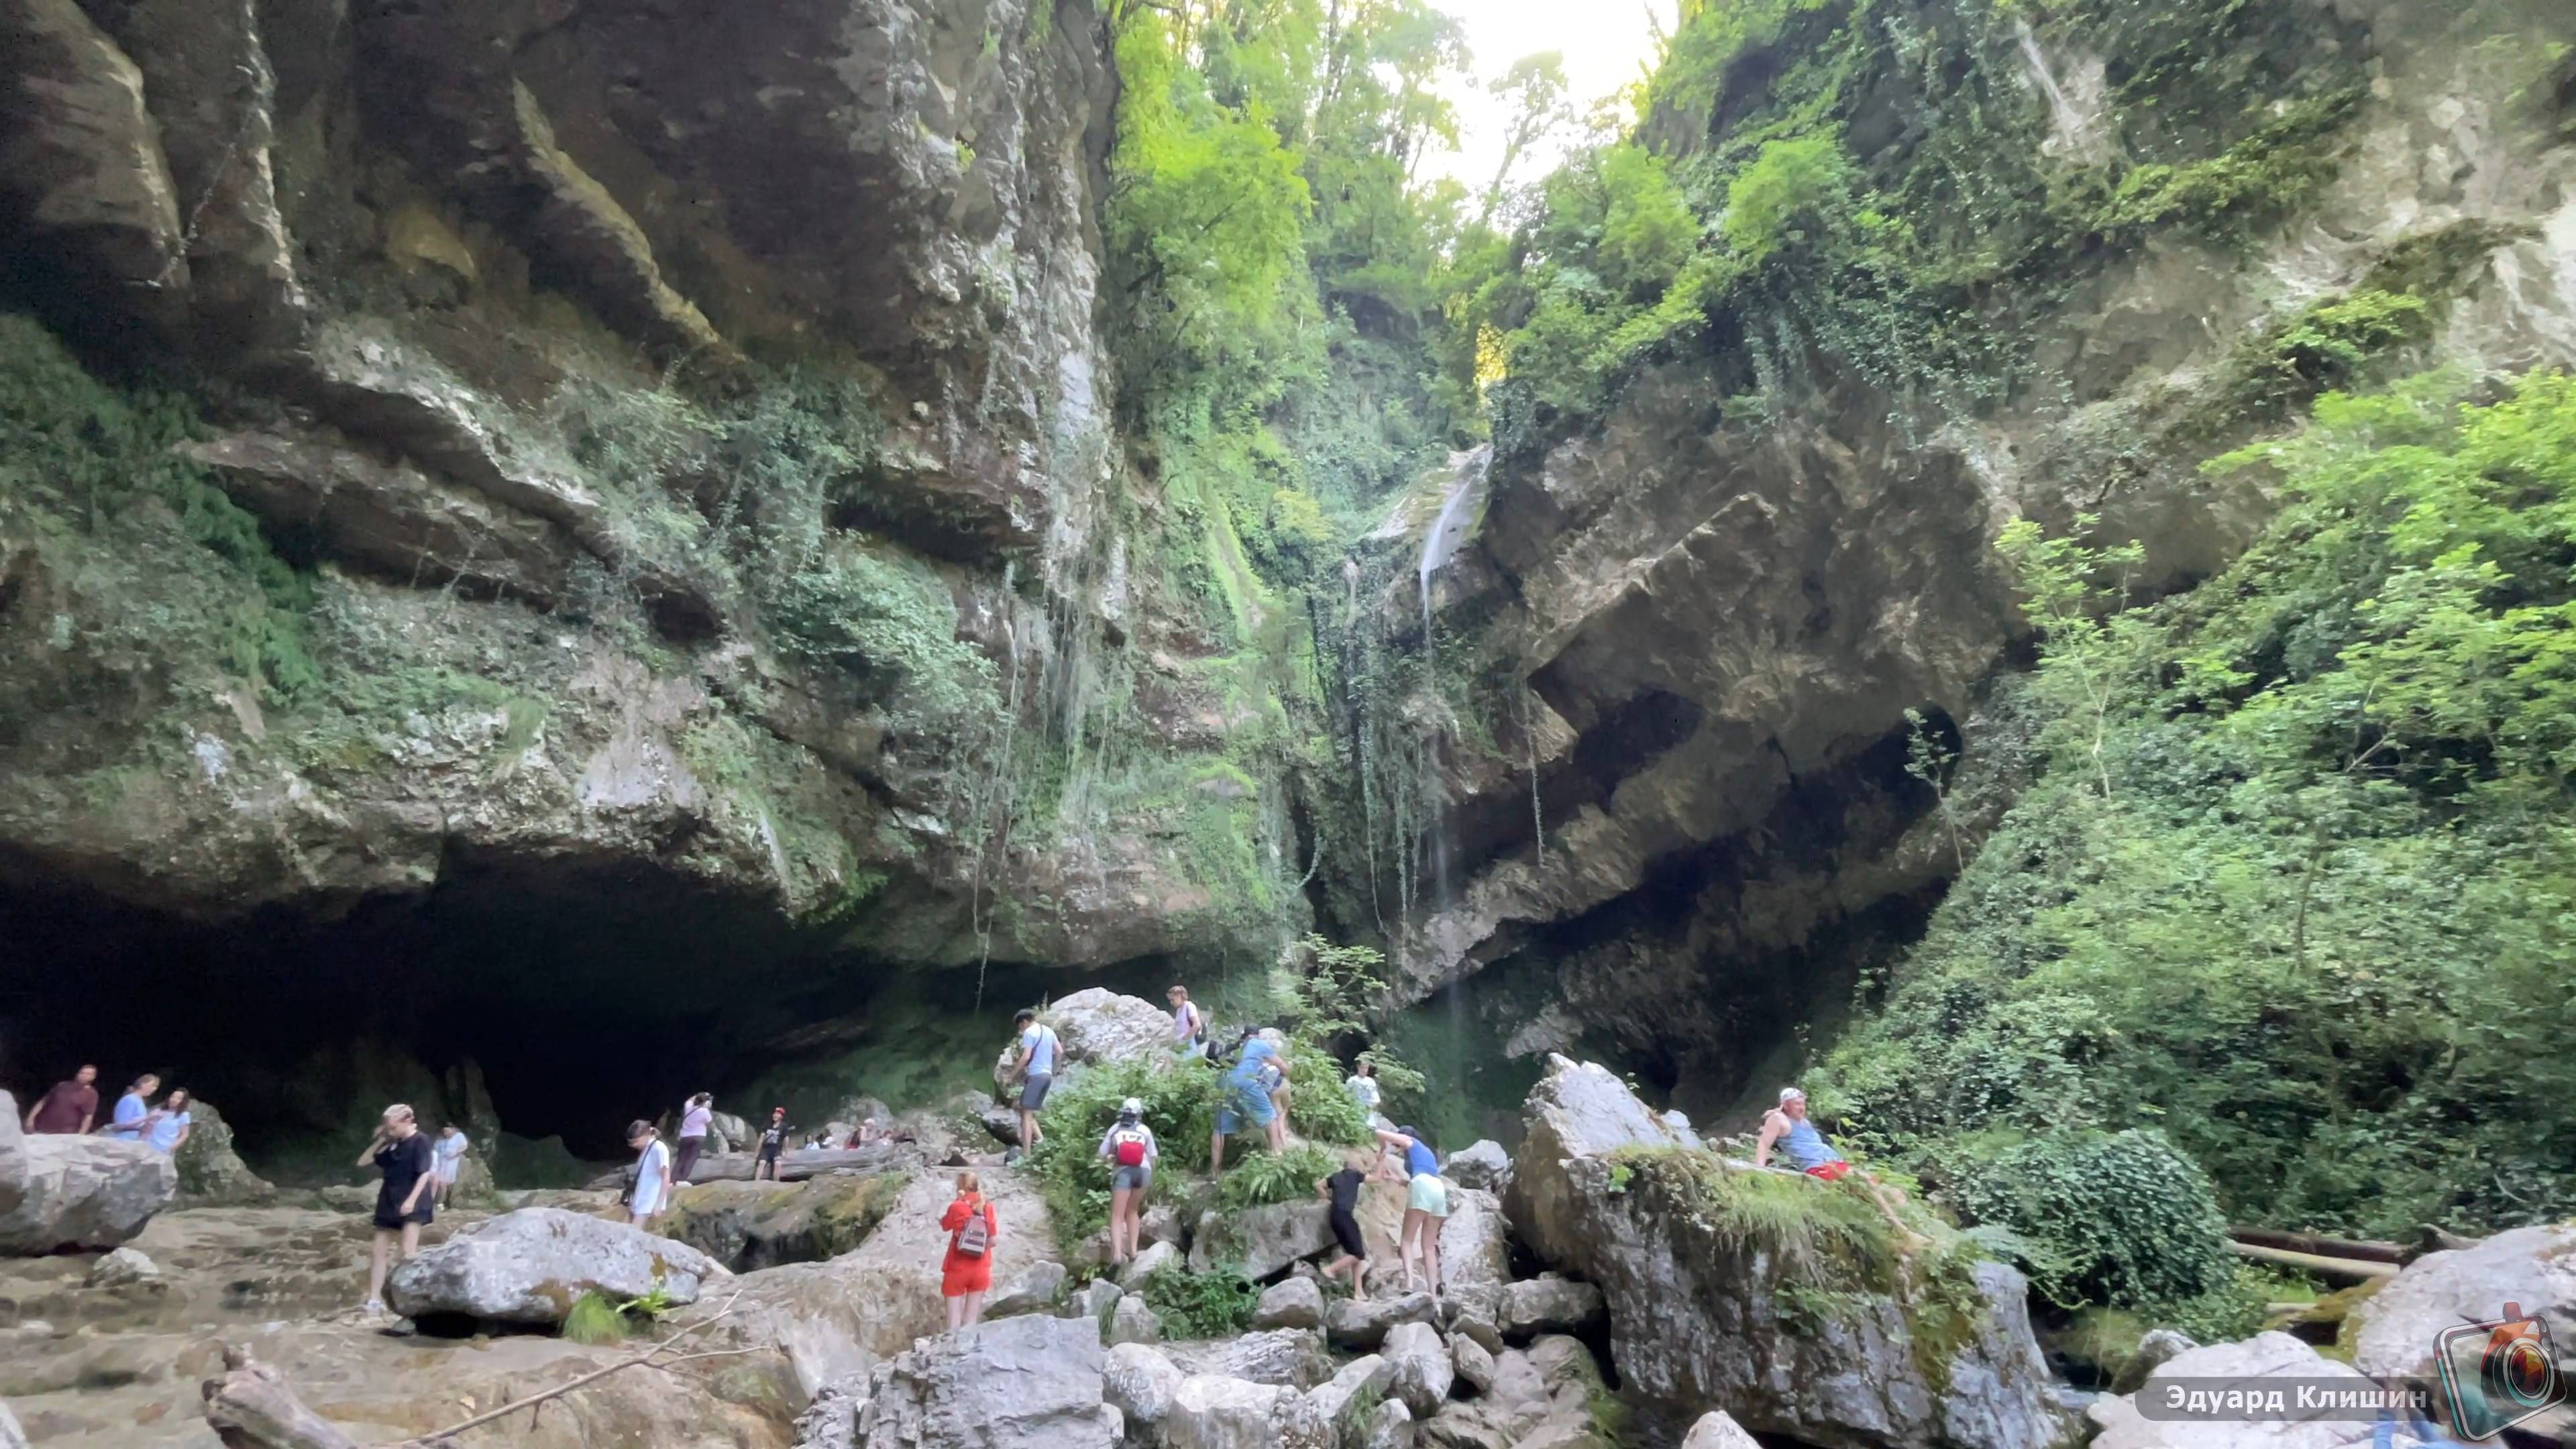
[359, 1104, 435, 1316]
[755, 1106, 790, 1181]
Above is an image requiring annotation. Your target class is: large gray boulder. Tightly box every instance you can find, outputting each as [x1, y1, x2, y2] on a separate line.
[1109, 1294, 1165, 1346]
[1498, 1276, 1607, 1338]
[1254, 1275, 1326, 1330]
[1192, 1201, 1338, 1280]
[1504, 1056, 2072, 1449]
[172, 1099, 277, 1205]
[1123, 1239, 1185, 1291]
[855, 1313, 1119, 1449]
[1048, 987, 1181, 1073]
[989, 1260, 1069, 1320]
[1328, 1291, 1438, 1350]
[1162, 1373, 1332, 1449]
[1105, 1341, 1187, 1440]
[1167, 1328, 1334, 1389]
[1435, 1188, 1511, 1290]
[2349, 1224, 2576, 1381]
[1440, 1140, 1512, 1193]
[1305, 1353, 1393, 1438]
[2086, 1332, 2448, 1449]
[1383, 1322, 1454, 1418]
[0, 1128, 176, 1254]
[385, 1206, 726, 1325]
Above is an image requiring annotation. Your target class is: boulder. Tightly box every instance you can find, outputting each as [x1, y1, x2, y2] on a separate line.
[384, 1206, 726, 1326]
[1384, 1322, 1455, 1418]
[1305, 1353, 1393, 1437]
[1447, 1295, 1504, 1355]
[990, 1260, 1069, 1319]
[1359, 1399, 1412, 1449]
[1048, 988, 1179, 1072]
[2348, 1223, 2576, 1381]
[0, 1095, 22, 1220]
[2086, 1332, 2449, 1449]
[170, 1099, 277, 1205]
[1167, 1329, 1334, 1389]
[1503, 1057, 2071, 1449]
[1124, 1238, 1185, 1291]
[1430, 1188, 1511, 1291]
[1109, 1294, 1165, 1346]
[1142, 1205, 1187, 1246]
[1497, 1277, 1606, 1339]
[706, 1112, 751, 1153]
[1505, 1055, 1699, 1271]
[1450, 1334, 1496, 1396]
[1106, 1340, 1187, 1438]
[1439, 1141, 1511, 1194]
[0, 1132, 176, 1254]
[1329, 1291, 1438, 1350]
[2109, 1328, 2198, 1397]
[1066, 1277, 1124, 1324]
[853, 1313, 1116, 1449]
[1254, 1275, 1327, 1331]
[1680, 1411, 1761, 1449]
[1163, 1373, 1332, 1449]
[1192, 1201, 1336, 1280]
[794, 1371, 867, 1449]
[85, 1246, 160, 1288]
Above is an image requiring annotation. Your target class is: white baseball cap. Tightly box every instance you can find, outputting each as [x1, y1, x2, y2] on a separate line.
[1120, 1097, 1144, 1115]
[1779, 1087, 1807, 1104]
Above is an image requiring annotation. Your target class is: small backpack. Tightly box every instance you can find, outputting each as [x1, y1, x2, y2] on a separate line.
[953, 1199, 992, 1258]
[1111, 1126, 1149, 1168]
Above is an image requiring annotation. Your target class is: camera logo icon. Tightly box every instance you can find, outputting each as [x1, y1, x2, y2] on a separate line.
[2435, 1301, 2564, 1440]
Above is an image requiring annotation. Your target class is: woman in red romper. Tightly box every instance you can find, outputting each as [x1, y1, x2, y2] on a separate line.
[940, 1171, 998, 1330]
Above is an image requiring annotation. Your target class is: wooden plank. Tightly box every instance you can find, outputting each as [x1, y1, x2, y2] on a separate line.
[2229, 1240, 2400, 1282]
[582, 1145, 906, 1191]
[2230, 1226, 2406, 1266]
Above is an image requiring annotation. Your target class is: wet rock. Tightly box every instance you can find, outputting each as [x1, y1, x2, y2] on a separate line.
[1123, 1238, 1185, 1291]
[0, 1132, 176, 1254]
[1384, 1322, 1454, 1417]
[989, 1259, 1068, 1319]
[384, 1205, 725, 1326]
[1105, 1340, 1185, 1438]
[1505, 1057, 2070, 1449]
[853, 1313, 1114, 1449]
[1680, 1411, 1760, 1449]
[1328, 1291, 1438, 1351]
[1497, 1277, 1605, 1340]
[1438, 1141, 1511, 1194]
[1254, 1275, 1326, 1330]
[85, 1246, 159, 1288]
[0, 0, 188, 326]
[2086, 1332, 2447, 1448]
[1192, 1201, 1336, 1281]
[1108, 1293, 1163, 1346]
[1167, 1329, 1333, 1389]
[2348, 1223, 2576, 1381]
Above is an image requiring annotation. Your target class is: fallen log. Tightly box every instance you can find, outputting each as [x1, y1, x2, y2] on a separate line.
[2229, 1240, 2399, 1283]
[2230, 1226, 2406, 1266]
[202, 1346, 359, 1449]
[582, 1144, 906, 1191]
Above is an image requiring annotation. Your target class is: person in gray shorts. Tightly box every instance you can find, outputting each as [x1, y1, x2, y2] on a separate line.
[1010, 1008, 1062, 1150]
[1097, 1096, 1160, 1267]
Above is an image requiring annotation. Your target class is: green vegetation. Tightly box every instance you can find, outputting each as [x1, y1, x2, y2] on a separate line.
[1138, 1265, 1263, 1338]
[560, 1287, 675, 1345]
[1943, 1128, 2234, 1309]
[1821, 373, 2576, 1251]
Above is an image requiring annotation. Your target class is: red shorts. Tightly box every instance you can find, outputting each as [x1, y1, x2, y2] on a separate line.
[1804, 1161, 1854, 1182]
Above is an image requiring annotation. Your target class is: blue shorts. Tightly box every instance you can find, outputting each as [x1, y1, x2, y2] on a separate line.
[1216, 1081, 1276, 1134]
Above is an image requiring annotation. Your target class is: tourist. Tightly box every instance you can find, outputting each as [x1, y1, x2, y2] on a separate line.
[754, 1107, 789, 1181]
[1373, 1125, 1446, 1295]
[1754, 1087, 1921, 1246]
[851, 1116, 882, 1147]
[675, 1092, 713, 1185]
[1316, 1150, 1373, 1302]
[360, 1104, 434, 1315]
[1008, 1008, 1061, 1151]
[23, 1063, 99, 1134]
[1167, 984, 1206, 1060]
[627, 1120, 671, 1229]
[98, 1073, 158, 1141]
[429, 1123, 469, 1208]
[939, 1171, 998, 1332]
[1097, 1097, 1159, 1267]
[142, 1089, 193, 1154]
[1209, 1028, 1286, 1177]
[1260, 1028, 1293, 1131]
[1344, 1059, 1385, 1126]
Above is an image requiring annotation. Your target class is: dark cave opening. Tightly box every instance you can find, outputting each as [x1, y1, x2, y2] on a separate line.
[0, 846, 1173, 1170]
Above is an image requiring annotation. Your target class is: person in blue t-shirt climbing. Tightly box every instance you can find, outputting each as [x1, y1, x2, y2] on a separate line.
[1210, 1029, 1287, 1177]
[1008, 1008, 1062, 1152]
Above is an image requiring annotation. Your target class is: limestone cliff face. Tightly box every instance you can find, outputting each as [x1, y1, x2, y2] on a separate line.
[1372, 0, 2576, 1110]
[0, 0, 1276, 969]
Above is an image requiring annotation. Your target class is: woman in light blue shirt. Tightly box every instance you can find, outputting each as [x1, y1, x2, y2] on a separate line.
[142, 1089, 193, 1153]
[101, 1074, 158, 1140]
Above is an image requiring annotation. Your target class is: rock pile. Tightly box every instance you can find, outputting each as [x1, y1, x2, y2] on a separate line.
[0, 1091, 178, 1254]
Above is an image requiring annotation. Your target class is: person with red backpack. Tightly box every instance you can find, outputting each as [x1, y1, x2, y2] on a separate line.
[939, 1171, 999, 1331]
[1096, 1097, 1160, 1267]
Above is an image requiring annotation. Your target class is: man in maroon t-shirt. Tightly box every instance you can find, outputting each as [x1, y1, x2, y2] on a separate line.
[24, 1065, 101, 1134]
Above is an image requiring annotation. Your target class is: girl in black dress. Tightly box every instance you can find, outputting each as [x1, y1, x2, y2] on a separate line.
[1316, 1150, 1373, 1301]
[360, 1104, 435, 1315]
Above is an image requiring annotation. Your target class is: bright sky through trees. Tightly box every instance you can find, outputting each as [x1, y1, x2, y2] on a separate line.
[1424, 0, 1678, 192]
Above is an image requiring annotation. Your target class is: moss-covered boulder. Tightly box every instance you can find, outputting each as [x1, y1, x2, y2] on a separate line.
[662, 1173, 908, 1273]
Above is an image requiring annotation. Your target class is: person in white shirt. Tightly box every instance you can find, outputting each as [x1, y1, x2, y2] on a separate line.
[1345, 1059, 1387, 1127]
[1166, 984, 1206, 1060]
[626, 1120, 671, 1228]
[674, 1092, 713, 1184]
[429, 1123, 470, 1208]
[1096, 1097, 1160, 1267]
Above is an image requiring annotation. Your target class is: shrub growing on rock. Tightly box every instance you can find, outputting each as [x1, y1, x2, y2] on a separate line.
[1947, 1128, 2233, 1309]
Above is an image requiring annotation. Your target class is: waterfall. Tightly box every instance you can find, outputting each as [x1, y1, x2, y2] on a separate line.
[2014, 18, 2103, 162]
[1412, 449, 1489, 918]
